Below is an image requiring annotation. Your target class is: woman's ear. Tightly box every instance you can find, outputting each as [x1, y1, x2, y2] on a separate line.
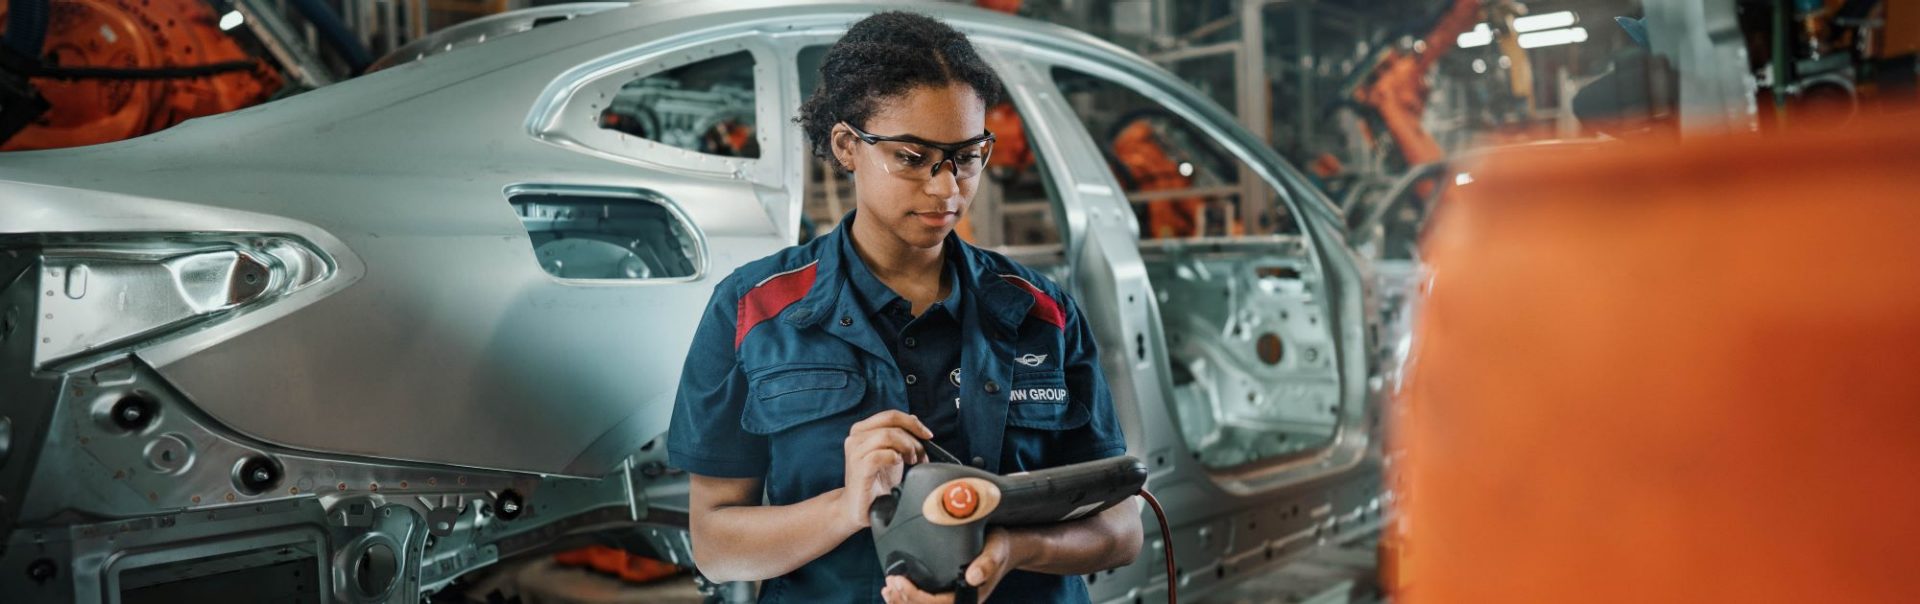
[830, 125, 856, 172]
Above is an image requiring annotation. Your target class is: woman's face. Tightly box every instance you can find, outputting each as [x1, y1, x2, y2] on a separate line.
[832, 83, 987, 250]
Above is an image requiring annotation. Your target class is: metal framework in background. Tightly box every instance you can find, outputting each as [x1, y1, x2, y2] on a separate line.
[1067, 0, 1405, 236]
[241, 0, 511, 87]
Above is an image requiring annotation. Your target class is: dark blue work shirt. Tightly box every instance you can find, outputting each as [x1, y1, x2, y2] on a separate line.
[842, 234, 970, 459]
[667, 212, 1128, 603]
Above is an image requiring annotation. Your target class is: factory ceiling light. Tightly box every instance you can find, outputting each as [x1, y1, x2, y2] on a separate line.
[1518, 27, 1590, 49]
[1513, 11, 1578, 33]
[1457, 23, 1493, 48]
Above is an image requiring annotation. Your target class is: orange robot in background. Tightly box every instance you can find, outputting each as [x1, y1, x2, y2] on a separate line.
[975, 101, 1220, 240]
[0, 0, 281, 151]
[1111, 119, 1210, 239]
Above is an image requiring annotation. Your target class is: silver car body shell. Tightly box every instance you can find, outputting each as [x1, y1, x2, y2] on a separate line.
[0, 2, 1384, 602]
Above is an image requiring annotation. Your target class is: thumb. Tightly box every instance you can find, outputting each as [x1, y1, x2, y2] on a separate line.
[965, 560, 987, 586]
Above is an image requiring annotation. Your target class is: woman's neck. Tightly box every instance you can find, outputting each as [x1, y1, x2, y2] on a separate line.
[849, 212, 948, 312]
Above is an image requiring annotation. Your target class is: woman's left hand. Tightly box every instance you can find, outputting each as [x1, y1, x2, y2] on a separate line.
[880, 528, 1019, 603]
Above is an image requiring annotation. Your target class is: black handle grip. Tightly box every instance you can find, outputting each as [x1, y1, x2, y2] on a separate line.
[990, 457, 1149, 525]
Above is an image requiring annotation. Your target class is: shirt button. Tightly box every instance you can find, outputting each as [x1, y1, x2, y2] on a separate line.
[839, 315, 853, 326]
[984, 380, 1000, 394]
[905, 374, 918, 385]
[904, 337, 918, 348]
[970, 456, 987, 468]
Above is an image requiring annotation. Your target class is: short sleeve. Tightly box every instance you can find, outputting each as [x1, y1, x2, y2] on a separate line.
[667, 275, 770, 478]
[1055, 289, 1129, 464]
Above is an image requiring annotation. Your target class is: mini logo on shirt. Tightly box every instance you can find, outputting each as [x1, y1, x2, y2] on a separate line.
[1014, 353, 1048, 367]
[949, 368, 962, 387]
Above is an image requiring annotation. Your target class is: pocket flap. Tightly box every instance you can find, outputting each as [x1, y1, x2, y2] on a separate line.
[743, 368, 867, 434]
[1005, 370, 1090, 430]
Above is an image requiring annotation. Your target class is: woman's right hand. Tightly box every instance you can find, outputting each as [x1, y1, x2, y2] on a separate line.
[841, 410, 933, 531]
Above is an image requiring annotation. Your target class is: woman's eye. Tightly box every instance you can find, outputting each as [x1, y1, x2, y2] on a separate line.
[895, 152, 928, 166]
[954, 153, 982, 164]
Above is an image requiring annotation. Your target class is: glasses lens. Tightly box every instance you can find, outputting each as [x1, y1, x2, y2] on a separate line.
[873, 140, 935, 179]
[866, 137, 995, 180]
[948, 139, 994, 180]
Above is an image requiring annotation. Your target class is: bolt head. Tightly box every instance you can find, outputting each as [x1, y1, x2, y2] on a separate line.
[26, 559, 56, 583]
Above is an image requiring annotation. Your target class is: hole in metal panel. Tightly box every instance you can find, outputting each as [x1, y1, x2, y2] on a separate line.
[597, 50, 759, 158]
[353, 543, 398, 598]
[119, 545, 319, 604]
[509, 192, 701, 281]
[1256, 333, 1283, 365]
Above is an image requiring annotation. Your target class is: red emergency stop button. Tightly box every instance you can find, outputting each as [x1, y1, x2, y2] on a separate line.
[942, 483, 979, 519]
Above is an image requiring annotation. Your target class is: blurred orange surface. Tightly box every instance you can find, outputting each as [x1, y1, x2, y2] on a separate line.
[1398, 115, 1920, 603]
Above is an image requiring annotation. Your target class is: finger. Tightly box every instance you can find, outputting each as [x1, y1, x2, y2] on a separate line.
[889, 575, 946, 604]
[883, 576, 915, 604]
[855, 428, 925, 463]
[966, 531, 1008, 586]
[861, 449, 905, 487]
[851, 410, 915, 434]
[852, 410, 935, 440]
[881, 428, 927, 463]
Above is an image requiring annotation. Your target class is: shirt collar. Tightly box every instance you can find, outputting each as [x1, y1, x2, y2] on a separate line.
[787, 211, 1028, 335]
[837, 213, 965, 320]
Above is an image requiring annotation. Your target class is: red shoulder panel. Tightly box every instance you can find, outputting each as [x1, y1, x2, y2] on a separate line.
[735, 262, 818, 349]
[1000, 274, 1066, 330]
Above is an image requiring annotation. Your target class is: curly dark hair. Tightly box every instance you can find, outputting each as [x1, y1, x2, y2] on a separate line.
[796, 11, 1003, 172]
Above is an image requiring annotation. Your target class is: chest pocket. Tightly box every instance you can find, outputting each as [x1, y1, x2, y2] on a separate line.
[742, 366, 868, 434]
[1004, 369, 1089, 430]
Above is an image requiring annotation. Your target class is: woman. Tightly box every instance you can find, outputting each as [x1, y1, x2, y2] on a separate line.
[667, 11, 1142, 603]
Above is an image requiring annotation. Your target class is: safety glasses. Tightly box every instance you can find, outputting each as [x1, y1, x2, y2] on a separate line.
[842, 122, 996, 181]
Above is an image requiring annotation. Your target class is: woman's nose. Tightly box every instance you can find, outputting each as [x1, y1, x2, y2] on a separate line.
[923, 165, 960, 197]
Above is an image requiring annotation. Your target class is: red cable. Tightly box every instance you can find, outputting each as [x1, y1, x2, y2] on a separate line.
[1139, 489, 1176, 604]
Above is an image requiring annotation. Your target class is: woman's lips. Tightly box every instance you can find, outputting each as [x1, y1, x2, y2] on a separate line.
[912, 211, 957, 227]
